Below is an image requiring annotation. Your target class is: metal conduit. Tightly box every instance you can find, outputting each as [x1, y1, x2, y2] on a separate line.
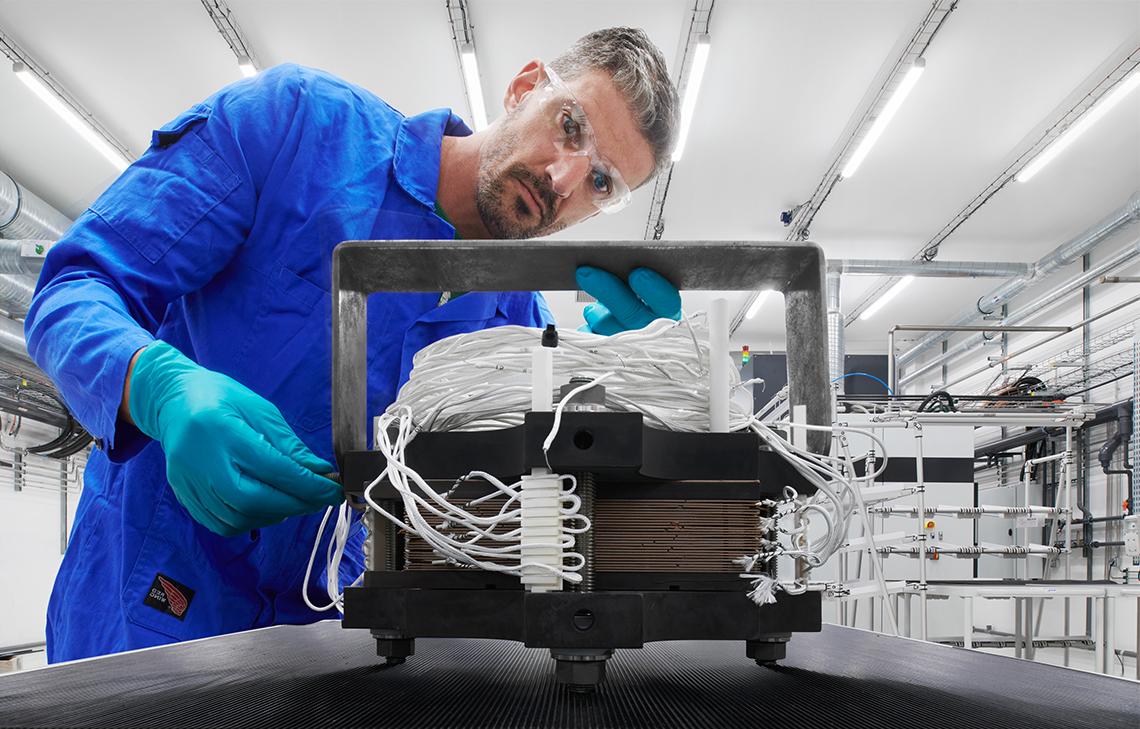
[827, 271, 844, 391]
[897, 193, 1140, 369]
[0, 170, 72, 240]
[830, 260, 1030, 277]
[899, 239, 1140, 387]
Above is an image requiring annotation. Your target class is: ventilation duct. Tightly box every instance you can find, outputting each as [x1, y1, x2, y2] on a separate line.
[897, 193, 1140, 372]
[0, 314, 35, 367]
[0, 170, 72, 240]
[0, 239, 51, 276]
[0, 274, 35, 315]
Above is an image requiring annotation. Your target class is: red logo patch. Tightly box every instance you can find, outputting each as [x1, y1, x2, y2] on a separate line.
[157, 576, 188, 617]
[144, 573, 196, 621]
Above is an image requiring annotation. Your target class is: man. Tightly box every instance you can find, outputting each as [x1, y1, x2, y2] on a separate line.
[26, 27, 680, 663]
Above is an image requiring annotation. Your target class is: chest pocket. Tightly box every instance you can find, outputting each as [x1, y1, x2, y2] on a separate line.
[92, 105, 240, 265]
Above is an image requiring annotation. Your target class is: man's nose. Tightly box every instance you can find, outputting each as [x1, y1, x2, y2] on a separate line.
[546, 154, 591, 198]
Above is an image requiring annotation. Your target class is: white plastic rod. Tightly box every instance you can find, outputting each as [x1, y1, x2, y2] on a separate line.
[531, 345, 553, 412]
[709, 297, 730, 432]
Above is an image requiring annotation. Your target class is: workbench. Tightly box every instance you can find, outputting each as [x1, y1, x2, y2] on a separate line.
[1, 621, 1136, 728]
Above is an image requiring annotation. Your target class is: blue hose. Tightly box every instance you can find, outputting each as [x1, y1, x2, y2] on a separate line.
[831, 372, 893, 395]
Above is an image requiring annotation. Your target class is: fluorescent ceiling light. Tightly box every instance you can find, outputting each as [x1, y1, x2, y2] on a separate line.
[13, 63, 129, 171]
[744, 289, 773, 320]
[1016, 68, 1140, 183]
[859, 275, 914, 321]
[459, 44, 488, 131]
[238, 58, 258, 78]
[671, 34, 711, 162]
[841, 59, 926, 179]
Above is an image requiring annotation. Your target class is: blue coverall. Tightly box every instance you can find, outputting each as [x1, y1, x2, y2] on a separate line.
[25, 64, 552, 662]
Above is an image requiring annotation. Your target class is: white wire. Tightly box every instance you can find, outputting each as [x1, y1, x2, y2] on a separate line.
[302, 502, 362, 612]
[363, 410, 589, 581]
[389, 314, 754, 434]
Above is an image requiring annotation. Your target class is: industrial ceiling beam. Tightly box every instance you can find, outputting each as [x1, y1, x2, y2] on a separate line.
[846, 35, 1140, 324]
[731, 0, 959, 335]
[0, 25, 133, 168]
[642, 0, 715, 242]
[199, 0, 259, 75]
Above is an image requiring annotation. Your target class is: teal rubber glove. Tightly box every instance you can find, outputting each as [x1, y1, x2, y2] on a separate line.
[576, 266, 682, 335]
[128, 341, 342, 536]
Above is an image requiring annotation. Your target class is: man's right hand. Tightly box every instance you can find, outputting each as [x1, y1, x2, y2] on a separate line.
[125, 341, 342, 536]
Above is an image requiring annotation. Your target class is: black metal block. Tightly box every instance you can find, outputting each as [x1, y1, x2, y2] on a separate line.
[524, 592, 645, 648]
[341, 413, 817, 500]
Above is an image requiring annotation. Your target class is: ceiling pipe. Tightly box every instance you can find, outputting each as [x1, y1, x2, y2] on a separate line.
[0, 239, 51, 276]
[830, 259, 1030, 277]
[897, 193, 1140, 370]
[939, 293, 1140, 391]
[0, 274, 34, 315]
[0, 314, 35, 367]
[899, 237, 1140, 387]
[976, 193, 1140, 315]
[0, 170, 72, 240]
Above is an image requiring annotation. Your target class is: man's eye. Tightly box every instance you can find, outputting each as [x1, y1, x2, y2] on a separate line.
[561, 112, 581, 141]
[591, 170, 612, 196]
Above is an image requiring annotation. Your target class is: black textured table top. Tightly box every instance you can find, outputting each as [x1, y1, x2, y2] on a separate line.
[1, 621, 1135, 728]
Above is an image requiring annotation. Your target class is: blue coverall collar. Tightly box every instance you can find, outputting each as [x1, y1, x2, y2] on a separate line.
[392, 108, 472, 213]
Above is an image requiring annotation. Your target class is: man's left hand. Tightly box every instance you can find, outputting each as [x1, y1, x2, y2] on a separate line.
[576, 266, 681, 335]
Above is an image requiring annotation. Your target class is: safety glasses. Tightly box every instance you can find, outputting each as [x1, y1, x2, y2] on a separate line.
[535, 67, 633, 215]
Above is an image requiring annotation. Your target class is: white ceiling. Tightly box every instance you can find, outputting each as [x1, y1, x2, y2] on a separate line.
[0, 0, 1137, 348]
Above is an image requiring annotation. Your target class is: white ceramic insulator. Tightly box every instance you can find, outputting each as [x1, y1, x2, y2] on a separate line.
[520, 472, 563, 592]
[531, 345, 553, 412]
[709, 297, 730, 432]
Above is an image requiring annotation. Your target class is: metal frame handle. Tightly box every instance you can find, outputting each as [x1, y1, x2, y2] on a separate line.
[331, 239, 830, 458]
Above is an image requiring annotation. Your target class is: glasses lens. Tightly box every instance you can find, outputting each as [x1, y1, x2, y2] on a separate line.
[543, 68, 631, 213]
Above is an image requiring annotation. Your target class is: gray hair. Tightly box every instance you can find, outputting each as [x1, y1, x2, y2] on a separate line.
[549, 27, 678, 182]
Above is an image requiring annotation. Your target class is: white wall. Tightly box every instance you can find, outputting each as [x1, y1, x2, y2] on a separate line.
[0, 420, 83, 652]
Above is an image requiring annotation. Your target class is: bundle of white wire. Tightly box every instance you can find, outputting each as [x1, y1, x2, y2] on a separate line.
[303, 313, 887, 612]
[391, 314, 760, 433]
[733, 419, 892, 609]
[364, 408, 591, 583]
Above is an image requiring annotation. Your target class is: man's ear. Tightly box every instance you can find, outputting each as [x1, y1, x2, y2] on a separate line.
[503, 59, 545, 113]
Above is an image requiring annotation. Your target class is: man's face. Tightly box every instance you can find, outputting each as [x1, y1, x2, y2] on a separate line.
[475, 65, 656, 239]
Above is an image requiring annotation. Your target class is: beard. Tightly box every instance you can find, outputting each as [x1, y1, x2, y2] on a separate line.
[475, 119, 563, 239]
